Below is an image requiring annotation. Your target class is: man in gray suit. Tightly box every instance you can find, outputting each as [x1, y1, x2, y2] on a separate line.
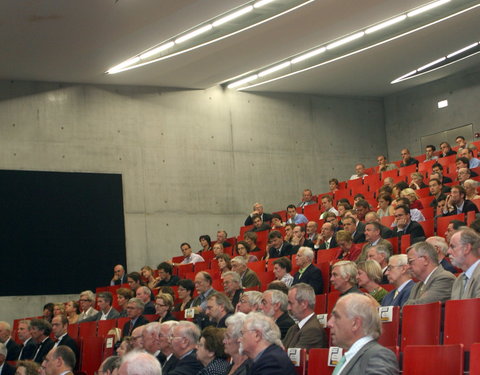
[404, 241, 456, 305]
[449, 227, 480, 299]
[84, 292, 120, 321]
[327, 293, 399, 375]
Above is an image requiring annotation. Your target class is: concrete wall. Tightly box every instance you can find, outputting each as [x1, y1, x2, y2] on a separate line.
[384, 67, 480, 158]
[0, 80, 385, 325]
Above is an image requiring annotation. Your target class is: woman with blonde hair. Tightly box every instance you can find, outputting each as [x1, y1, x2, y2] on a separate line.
[464, 179, 480, 201]
[155, 293, 177, 323]
[356, 260, 388, 303]
[141, 266, 159, 290]
[400, 187, 423, 209]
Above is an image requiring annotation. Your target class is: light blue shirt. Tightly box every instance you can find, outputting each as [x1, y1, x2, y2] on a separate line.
[469, 158, 480, 168]
[287, 213, 308, 224]
[337, 336, 374, 374]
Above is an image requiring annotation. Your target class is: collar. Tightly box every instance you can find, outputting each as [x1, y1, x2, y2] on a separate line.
[56, 332, 67, 342]
[180, 349, 194, 360]
[343, 336, 374, 369]
[455, 200, 465, 212]
[423, 266, 438, 284]
[370, 238, 381, 246]
[298, 313, 314, 330]
[101, 307, 113, 318]
[396, 279, 412, 292]
[465, 259, 480, 279]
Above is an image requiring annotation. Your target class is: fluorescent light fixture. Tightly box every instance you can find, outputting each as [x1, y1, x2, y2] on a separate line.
[258, 61, 291, 77]
[213, 6, 253, 27]
[140, 42, 175, 60]
[326, 32, 364, 50]
[447, 42, 479, 58]
[175, 24, 213, 44]
[291, 47, 326, 64]
[438, 99, 448, 108]
[407, 0, 451, 17]
[254, 0, 277, 8]
[107, 57, 141, 74]
[227, 75, 258, 89]
[391, 70, 417, 84]
[417, 56, 446, 71]
[365, 15, 407, 34]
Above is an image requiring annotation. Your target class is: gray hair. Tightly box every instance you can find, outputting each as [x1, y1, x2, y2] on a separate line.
[457, 227, 480, 257]
[120, 351, 161, 375]
[265, 290, 288, 312]
[332, 261, 358, 284]
[127, 298, 145, 312]
[207, 292, 234, 313]
[464, 179, 479, 189]
[244, 312, 283, 347]
[243, 291, 263, 309]
[143, 322, 161, 336]
[222, 271, 242, 287]
[225, 312, 247, 340]
[232, 256, 247, 267]
[427, 236, 449, 256]
[407, 241, 438, 265]
[138, 286, 152, 296]
[101, 356, 122, 373]
[298, 247, 314, 262]
[290, 283, 315, 310]
[0, 322, 10, 332]
[373, 244, 391, 260]
[176, 321, 201, 345]
[80, 290, 95, 302]
[390, 254, 408, 266]
[341, 293, 381, 339]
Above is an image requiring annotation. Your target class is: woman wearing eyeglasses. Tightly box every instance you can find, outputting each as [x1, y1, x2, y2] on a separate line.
[155, 293, 177, 323]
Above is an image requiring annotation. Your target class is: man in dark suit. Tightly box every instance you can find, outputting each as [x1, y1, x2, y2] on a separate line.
[205, 293, 234, 328]
[247, 215, 271, 232]
[381, 254, 414, 307]
[240, 313, 296, 375]
[168, 321, 203, 375]
[159, 321, 179, 374]
[292, 247, 323, 294]
[290, 225, 314, 254]
[0, 343, 15, 375]
[268, 230, 294, 258]
[135, 287, 156, 315]
[328, 293, 399, 375]
[43, 346, 76, 375]
[244, 202, 273, 226]
[365, 212, 394, 238]
[261, 290, 294, 340]
[51, 315, 78, 362]
[16, 320, 37, 360]
[366, 244, 391, 284]
[392, 205, 426, 244]
[30, 319, 55, 363]
[358, 222, 393, 262]
[122, 298, 150, 338]
[283, 283, 327, 349]
[0, 322, 20, 361]
[342, 216, 366, 244]
[110, 264, 127, 286]
[314, 222, 337, 250]
[443, 185, 479, 216]
[426, 236, 458, 273]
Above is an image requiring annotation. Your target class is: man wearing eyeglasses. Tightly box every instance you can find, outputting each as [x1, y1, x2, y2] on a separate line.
[168, 321, 203, 375]
[381, 254, 414, 307]
[404, 241, 455, 305]
[121, 298, 149, 338]
[392, 205, 426, 244]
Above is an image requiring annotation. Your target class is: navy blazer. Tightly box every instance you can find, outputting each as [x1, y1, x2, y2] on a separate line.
[0, 362, 15, 375]
[250, 344, 296, 375]
[392, 221, 425, 243]
[381, 280, 414, 307]
[57, 334, 79, 361]
[167, 350, 203, 375]
[268, 242, 294, 259]
[5, 339, 20, 361]
[18, 338, 37, 360]
[443, 199, 479, 216]
[122, 315, 150, 337]
[292, 263, 324, 294]
[33, 337, 55, 363]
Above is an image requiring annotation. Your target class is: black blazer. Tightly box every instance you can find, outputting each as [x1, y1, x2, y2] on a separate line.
[352, 222, 366, 244]
[18, 338, 37, 360]
[317, 236, 337, 250]
[0, 362, 15, 375]
[443, 199, 479, 216]
[122, 315, 150, 337]
[392, 220, 426, 243]
[380, 224, 394, 239]
[244, 213, 273, 226]
[168, 350, 203, 375]
[276, 312, 295, 340]
[292, 264, 324, 294]
[5, 339, 20, 361]
[162, 355, 179, 375]
[143, 301, 156, 315]
[268, 242, 293, 259]
[157, 311, 178, 323]
[57, 334, 79, 360]
[249, 344, 296, 375]
[33, 337, 55, 363]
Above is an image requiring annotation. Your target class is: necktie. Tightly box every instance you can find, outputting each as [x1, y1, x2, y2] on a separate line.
[18, 344, 24, 360]
[332, 355, 346, 375]
[393, 289, 399, 299]
[326, 240, 330, 249]
[459, 274, 469, 298]
[128, 321, 134, 335]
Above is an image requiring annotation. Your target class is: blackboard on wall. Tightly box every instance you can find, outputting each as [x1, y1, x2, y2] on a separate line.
[0, 170, 127, 296]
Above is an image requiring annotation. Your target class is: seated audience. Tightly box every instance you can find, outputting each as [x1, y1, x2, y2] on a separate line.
[392, 181, 409, 198]
[240, 313, 296, 375]
[376, 193, 394, 218]
[155, 262, 180, 287]
[136, 286, 156, 315]
[205, 293, 234, 329]
[443, 185, 479, 216]
[366, 244, 390, 284]
[320, 195, 339, 219]
[428, 178, 447, 209]
[236, 291, 262, 314]
[290, 225, 314, 253]
[16, 320, 36, 360]
[268, 230, 293, 259]
[243, 231, 262, 254]
[306, 221, 319, 242]
[329, 178, 340, 193]
[64, 301, 80, 324]
[167, 321, 203, 375]
[445, 219, 466, 244]
[383, 177, 395, 189]
[155, 293, 177, 323]
[172, 243, 205, 266]
[217, 253, 232, 274]
[270, 213, 284, 230]
[424, 144, 438, 162]
[30, 319, 54, 363]
[448, 227, 480, 299]
[272, 257, 293, 287]
[117, 288, 135, 318]
[381, 254, 414, 307]
[356, 260, 388, 303]
[432, 162, 453, 184]
[231, 256, 261, 289]
[409, 172, 428, 190]
[426, 236, 458, 274]
[393, 197, 425, 223]
[222, 271, 244, 308]
[392, 205, 426, 243]
[404, 242, 456, 305]
[341, 215, 365, 244]
[212, 242, 225, 258]
[244, 203, 273, 226]
[217, 230, 232, 248]
[121, 298, 149, 337]
[364, 212, 393, 238]
[464, 179, 480, 200]
[440, 141, 456, 157]
[350, 163, 368, 180]
[224, 313, 252, 375]
[117, 337, 134, 357]
[78, 290, 98, 322]
[330, 261, 361, 296]
[87, 291, 119, 321]
[141, 266, 159, 290]
[455, 135, 477, 151]
[400, 188, 423, 209]
[42, 303, 54, 323]
[286, 204, 308, 225]
[354, 199, 371, 222]
[377, 155, 397, 172]
[358, 222, 393, 262]
[0, 322, 19, 361]
[126, 272, 143, 292]
[298, 188, 316, 208]
[51, 315, 79, 361]
[110, 264, 127, 286]
[283, 283, 327, 349]
[458, 147, 480, 168]
[261, 290, 294, 340]
[337, 201, 352, 217]
[327, 294, 399, 375]
[400, 148, 419, 167]
[334, 230, 361, 262]
[314, 222, 337, 250]
[198, 234, 212, 253]
[15, 361, 40, 375]
[174, 279, 195, 311]
[196, 326, 229, 375]
[248, 214, 270, 232]
[234, 241, 258, 263]
[52, 304, 65, 317]
[292, 247, 323, 294]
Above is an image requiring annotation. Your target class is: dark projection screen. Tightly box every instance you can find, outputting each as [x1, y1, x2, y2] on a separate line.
[0, 170, 126, 296]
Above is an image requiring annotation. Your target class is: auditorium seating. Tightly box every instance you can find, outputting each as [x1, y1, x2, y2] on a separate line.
[403, 344, 464, 375]
[401, 302, 441, 350]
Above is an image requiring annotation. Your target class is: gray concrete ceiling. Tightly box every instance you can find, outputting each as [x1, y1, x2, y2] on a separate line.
[1, 0, 479, 97]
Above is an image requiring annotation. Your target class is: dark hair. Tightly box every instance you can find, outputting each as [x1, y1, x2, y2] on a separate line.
[426, 144, 436, 151]
[394, 181, 409, 191]
[365, 221, 381, 231]
[117, 288, 134, 300]
[67, 300, 80, 314]
[450, 219, 466, 230]
[354, 193, 366, 200]
[268, 230, 282, 240]
[286, 204, 296, 210]
[158, 286, 175, 298]
[201, 326, 227, 359]
[337, 198, 351, 205]
[216, 253, 232, 270]
[429, 178, 442, 186]
[252, 214, 262, 222]
[243, 231, 258, 244]
[180, 242, 191, 249]
[456, 157, 470, 167]
[432, 162, 444, 171]
[178, 279, 195, 297]
[266, 280, 289, 294]
[54, 346, 76, 369]
[101, 356, 122, 373]
[355, 200, 369, 209]
[271, 213, 282, 220]
[30, 319, 52, 336]
[377, 193, 392, 204]
[395, 204, 410, 215]
[329, 178, 339, 185]
[127, 272, 143, 284]
[199, 235, 212, 246]
[272, 257, 292, 273]
[157, 262, 173, 275]
[235, 240, 251, 254]
[452, 185, 467, 199]
[396, 197, 411, 207]
[98, 291, 113, 305]
[470, 218, 480, 234]
[456, 136, 465, 141]
[43, 303, 54, 314]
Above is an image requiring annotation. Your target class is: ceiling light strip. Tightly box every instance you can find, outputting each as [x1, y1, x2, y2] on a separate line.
[407, 0, 451, 17]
